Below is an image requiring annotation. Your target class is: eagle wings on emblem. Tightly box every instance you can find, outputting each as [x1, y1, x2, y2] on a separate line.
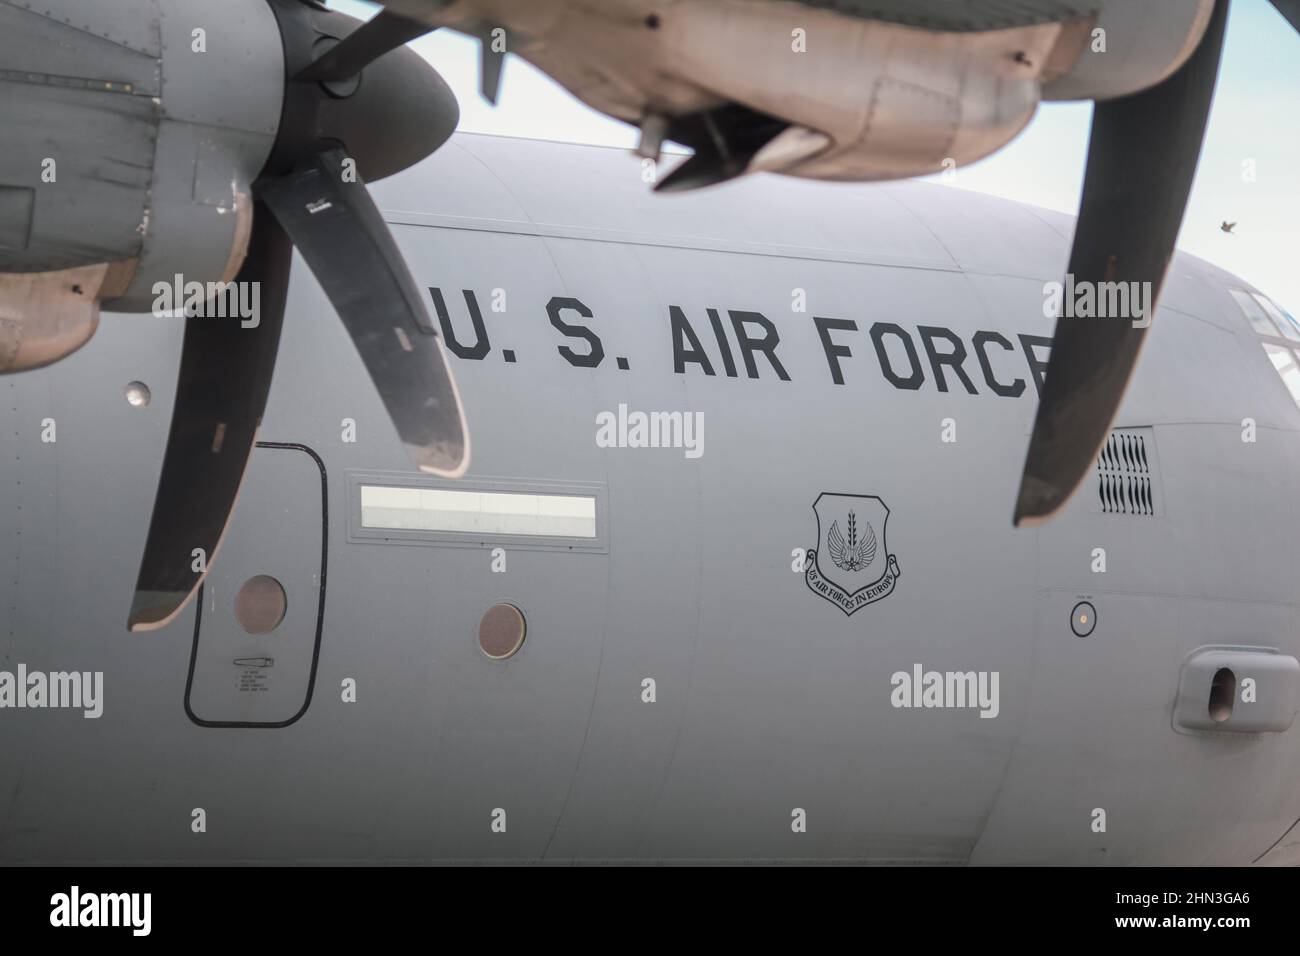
[827, 511, 876, 573]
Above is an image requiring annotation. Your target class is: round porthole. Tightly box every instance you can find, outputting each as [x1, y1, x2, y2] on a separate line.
[479, 604, 526, 660]
[1070, 601, 1096, 638]
[125, 381, 151, 408]
[235, 575, 287, 634]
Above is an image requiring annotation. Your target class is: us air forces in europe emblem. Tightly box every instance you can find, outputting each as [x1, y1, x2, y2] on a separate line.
[805, 493, 900, 616]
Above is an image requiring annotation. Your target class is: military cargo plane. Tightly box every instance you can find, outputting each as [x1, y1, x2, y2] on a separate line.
[1, 0, 1299, 864]
[4, 131, 1300, 863]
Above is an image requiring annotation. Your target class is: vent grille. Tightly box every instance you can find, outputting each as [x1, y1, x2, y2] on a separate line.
[1095, 427, 1160, 517]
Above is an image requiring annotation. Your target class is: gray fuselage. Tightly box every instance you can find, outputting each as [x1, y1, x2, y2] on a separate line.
[3, 134, 1299, 864]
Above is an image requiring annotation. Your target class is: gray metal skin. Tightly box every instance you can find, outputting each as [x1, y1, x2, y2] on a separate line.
[3, 134, 1300, 864]
[0, 0, 282, 304]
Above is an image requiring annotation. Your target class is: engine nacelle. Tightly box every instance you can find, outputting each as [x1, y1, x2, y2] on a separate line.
[655, 0, 1079, 182]
[1042, 0, 1216, 101]
[434, 0, 1215, 186]
[435, 0, 1092, 182]
[0, 0, 283, 369]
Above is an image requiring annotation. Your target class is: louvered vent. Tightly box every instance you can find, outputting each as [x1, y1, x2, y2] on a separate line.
[1094, 427, 1161, 517]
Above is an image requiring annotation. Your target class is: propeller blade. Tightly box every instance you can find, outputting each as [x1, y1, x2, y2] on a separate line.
[257, 147, 469, 477]
[481, 44, 505, 104]
[1269, 0, 1300, 32]
[1012, 0, 1228, 527]
[295, 10, 434, 84]
[127, 207, 292, 631]
[463, 22, 506, 103]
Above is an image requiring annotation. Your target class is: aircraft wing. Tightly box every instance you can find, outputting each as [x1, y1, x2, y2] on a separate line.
[378, 0, 1103, 32]
[780, 1, 1103, 30]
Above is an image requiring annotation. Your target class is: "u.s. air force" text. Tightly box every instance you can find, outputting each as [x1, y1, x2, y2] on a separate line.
[429, 288, 1051, 398]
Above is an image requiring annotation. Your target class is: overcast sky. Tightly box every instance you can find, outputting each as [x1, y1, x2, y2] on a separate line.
[336, 0, 1300, 313]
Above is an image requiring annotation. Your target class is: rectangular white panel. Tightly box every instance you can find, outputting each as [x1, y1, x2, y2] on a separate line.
[359, 485, 597, 539]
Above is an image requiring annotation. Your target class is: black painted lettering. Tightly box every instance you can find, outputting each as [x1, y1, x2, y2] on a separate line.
[918, 326, 978, 395]
[870, 322, 924, 390]
[670, 306, 715, 376]
[1017, 333, 1053, 396]
[728, 311, 790, 381]
[707, 308, 739, 378]
[548, 296, 604, 368]
[814, 316, 857, 385]
[972, 331, 1026, 398]
[429, 288, 489, 360]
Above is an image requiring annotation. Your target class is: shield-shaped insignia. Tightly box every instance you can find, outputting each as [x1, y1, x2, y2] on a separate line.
[805, 493, 900, 616]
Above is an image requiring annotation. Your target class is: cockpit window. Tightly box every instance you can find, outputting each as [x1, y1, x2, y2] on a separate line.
[1254, 293, 1300, 342]
[1230, 288, 1280, 336]
[1262, 344, 1300, 405]
[1235, 288, 1300, 410]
